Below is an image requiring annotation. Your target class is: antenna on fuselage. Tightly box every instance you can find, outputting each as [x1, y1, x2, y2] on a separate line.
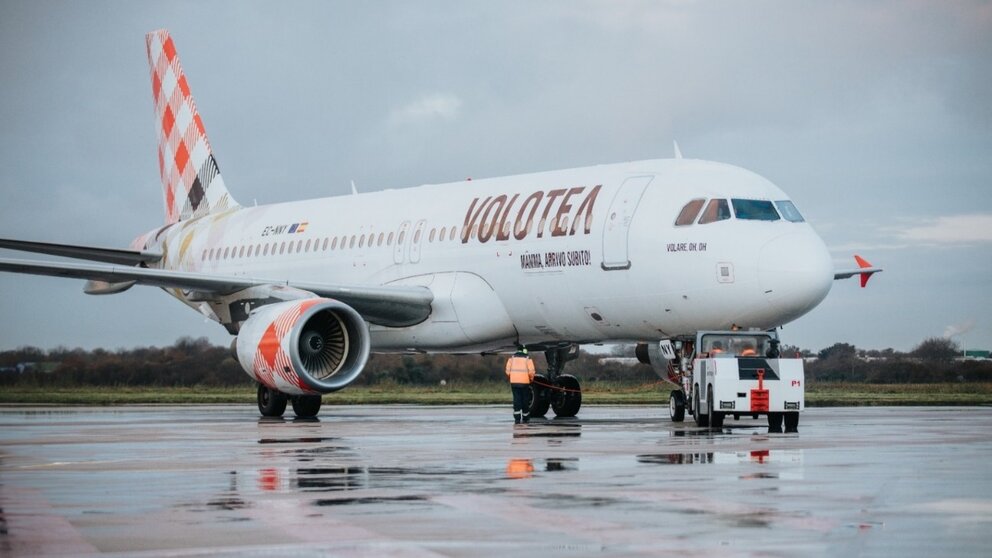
[351, 180, 359, 196]
[673, 140, 683, 160]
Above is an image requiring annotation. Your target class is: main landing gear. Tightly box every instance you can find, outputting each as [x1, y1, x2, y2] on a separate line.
[257, 384, 322, 419]
[530, 345, 582, 418]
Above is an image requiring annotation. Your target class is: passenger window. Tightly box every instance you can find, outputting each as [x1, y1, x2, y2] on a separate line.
[378, 232, 385, 246]
[439, 226, 446, 241]
[449, 227, 456, 241]
[775, 200, 805, 222]
[698, 199, 731, 224]
[675, 199, 705, 226]
[387, 232, 394, 246]
[732, 199, 780, 221]
[429, 229, 436, 243]
[247, 246, 253, 258]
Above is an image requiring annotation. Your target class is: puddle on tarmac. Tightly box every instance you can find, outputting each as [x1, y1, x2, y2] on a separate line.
[312, 495, 428, 507]
[257, 437, 338, 444]
[637, 449, 801, 467]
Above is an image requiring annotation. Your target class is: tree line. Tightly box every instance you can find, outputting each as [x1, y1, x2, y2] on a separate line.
[0, 336, 988, 388]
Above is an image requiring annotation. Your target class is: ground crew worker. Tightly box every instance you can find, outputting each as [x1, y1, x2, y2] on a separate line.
[505, 347, 536, 424]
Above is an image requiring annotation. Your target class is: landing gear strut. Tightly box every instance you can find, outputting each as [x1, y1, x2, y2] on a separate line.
[529, 345, 582, 418]
[257, 384, 322, 418]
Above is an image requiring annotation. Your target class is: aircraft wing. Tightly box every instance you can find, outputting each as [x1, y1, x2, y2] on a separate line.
[833, 255, 882, 288]
[0, 257, 433, 327]
[0, 238, 163, 265]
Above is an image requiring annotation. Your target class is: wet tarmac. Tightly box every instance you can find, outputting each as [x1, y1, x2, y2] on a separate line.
[1, 405, 990, 557]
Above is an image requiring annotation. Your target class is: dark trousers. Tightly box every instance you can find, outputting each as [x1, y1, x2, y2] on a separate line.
[511, 384, 531, 422]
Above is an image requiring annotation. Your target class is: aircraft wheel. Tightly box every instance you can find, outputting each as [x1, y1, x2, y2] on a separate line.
[767, 412, 784, 433]
[669, 390, 686, 422]
[257, 384, 287, 417]
[784, 412, 799, 433]
[693, 388, 709, 427]
[708, 386, 724, 429]
[292, 395, 322, 418]
[530, 374, 552, 417]
[551, 374, 581, 417]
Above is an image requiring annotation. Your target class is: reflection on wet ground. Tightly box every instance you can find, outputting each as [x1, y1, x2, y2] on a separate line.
[0, 406, 990, 556]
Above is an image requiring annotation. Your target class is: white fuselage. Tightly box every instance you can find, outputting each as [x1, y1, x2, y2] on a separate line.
[144, 158, 834, 352]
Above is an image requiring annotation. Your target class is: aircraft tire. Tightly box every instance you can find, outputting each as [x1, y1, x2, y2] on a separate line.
[783, 412, 799, 432]
[708, 386, 724, 429]
[257, 384, 288, 417]
[292, 395, 322, 418]
[693, 389, 709, 427]
[669, 390, 686, 422]
[530, 374, 552, 417]
[767, 412, 784, 433]
[551, 375, 581, 417]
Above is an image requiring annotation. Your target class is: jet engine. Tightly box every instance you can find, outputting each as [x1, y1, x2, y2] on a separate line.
[234, 298, 370, 395]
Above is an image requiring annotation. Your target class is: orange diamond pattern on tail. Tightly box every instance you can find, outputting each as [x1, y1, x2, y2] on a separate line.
[145, 29, 238, 224]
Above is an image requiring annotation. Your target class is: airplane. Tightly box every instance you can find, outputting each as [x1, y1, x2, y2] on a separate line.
[0, 30, 880, 419]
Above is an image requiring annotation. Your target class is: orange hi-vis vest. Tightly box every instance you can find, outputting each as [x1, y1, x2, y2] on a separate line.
[505, 356, 536, 385]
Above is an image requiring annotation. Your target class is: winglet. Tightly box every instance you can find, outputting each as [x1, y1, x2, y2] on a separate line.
[833, 254, 882, 287]
[673, 140, 683, 160]
[854, 254, 872, 287]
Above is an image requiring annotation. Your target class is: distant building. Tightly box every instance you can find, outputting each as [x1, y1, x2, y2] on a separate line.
[962, 350, 990, 360]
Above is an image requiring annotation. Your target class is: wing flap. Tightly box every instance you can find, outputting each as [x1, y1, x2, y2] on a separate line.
[0, 238, 162, 265]
[0, 258, 433, 327]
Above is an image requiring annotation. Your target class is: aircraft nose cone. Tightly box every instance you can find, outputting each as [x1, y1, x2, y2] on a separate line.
[758, 230, 833, 323]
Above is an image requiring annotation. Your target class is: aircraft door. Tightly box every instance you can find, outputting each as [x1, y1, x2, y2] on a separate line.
[409, 219, 427, 263]
[393, 221, 411, 264]
[601, 175, 653, 270]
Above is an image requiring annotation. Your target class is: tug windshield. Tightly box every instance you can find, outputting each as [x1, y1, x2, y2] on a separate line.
[701, 333, 775, 358]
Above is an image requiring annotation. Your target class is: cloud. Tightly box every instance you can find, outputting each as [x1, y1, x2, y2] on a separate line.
[892, 214, 992, 245]
[388, 93, 463, 127]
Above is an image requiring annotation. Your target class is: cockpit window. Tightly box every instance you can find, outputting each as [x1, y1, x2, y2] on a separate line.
[698, 198, 731, 224]
[732, 199, 780, 221]
[675, 199, 705, 226]
[775, 200, 805, 222]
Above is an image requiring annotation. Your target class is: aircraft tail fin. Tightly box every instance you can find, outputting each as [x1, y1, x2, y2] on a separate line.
[145, 29, 239, 224]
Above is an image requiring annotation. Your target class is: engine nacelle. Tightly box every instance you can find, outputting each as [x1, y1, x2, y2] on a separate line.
[235, 298, 370, 395]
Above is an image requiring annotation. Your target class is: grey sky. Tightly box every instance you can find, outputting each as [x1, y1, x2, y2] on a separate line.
[1, 1, 990, 353]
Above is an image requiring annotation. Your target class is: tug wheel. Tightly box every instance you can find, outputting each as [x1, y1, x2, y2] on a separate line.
[669, 390, 686, 422]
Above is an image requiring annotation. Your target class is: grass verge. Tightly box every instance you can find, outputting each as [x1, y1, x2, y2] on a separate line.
[1, 382, 991, 406]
